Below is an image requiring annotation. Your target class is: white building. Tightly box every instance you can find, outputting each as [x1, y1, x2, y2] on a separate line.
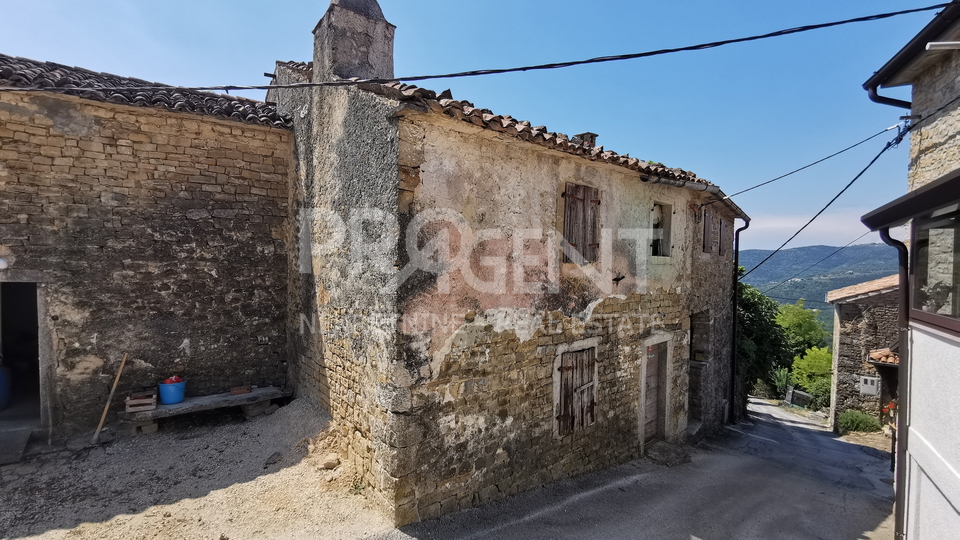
[862, 2, 960, 537]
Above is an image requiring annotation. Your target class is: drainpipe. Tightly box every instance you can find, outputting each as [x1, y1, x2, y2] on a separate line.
[867, 85, 912, 110]
[730, 218, 751, 423]
[879, 227, 910, 539]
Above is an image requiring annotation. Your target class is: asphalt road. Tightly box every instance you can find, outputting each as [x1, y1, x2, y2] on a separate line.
[383, 399, 895, 540]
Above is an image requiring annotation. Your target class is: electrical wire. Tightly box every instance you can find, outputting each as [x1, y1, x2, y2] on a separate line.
[706, 125, 901, 206]
[766, 296, 832, 306]
[759, 231, 873, 294]
[740, 132, 902, 281]
[0, 3, 948, 94]
[741, 91, 960, 282]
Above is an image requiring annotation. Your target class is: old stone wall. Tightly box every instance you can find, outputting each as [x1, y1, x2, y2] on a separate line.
[375, 113, 738, 524]
[829, 291, 899, 425]
[273, 77, 404, 511]
[909, 51, 960, 189]
[0, 91, 292, 436]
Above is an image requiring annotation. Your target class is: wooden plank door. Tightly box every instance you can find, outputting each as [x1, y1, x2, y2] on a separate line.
[645, 342, 667, 443]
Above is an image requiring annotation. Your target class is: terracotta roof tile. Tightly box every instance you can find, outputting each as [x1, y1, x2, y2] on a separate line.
[827, 274, 900, 304]
[356, 81, 720, 191]
[869, 348, 900, 365]
[0, 53, 291, 129]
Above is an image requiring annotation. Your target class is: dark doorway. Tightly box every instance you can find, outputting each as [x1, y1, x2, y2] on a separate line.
[0, 282, 41, 430]
[644, 342, 668, 443]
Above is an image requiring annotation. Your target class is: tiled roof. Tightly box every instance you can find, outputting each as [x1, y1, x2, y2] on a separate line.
[826, 274, 900, 304]
[869, 348, 900, 366]
[0, 53, 291, 129]
[356, 81, 718, 191]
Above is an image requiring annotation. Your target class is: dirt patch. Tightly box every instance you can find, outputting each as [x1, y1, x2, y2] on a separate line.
[842, 430, 894, 457]
[0, 399, 395, 540]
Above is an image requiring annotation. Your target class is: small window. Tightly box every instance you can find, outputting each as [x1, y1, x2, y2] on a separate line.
[557, 348, 597, 436]
[913, 204, 959, 323]
[563, 183, 600, 264]
[651, 203, 671, 257]
[702, 209, 715, 254]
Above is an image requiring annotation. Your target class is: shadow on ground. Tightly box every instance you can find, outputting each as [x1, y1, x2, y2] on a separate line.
[0, 399, 330, 539]
[387, 402, 894, 540]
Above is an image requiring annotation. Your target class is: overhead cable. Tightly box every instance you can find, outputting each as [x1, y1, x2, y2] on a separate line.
[741, 90, 960, 281]
[759, 231, 873, 294]
[0, 4, 948, 94]
[708, 125, 901, 205]
[740, 132, 903, 281]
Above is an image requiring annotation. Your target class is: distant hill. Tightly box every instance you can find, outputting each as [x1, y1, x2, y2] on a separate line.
[740, 243, 900, 337]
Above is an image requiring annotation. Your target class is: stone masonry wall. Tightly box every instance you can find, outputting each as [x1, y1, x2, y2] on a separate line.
[391, 297, 687, 524]
[829, 292, 899, 426]
[376, 113, 739, 525]
[0, 91, 292, 436]
[272, 78, 404, 513]
[909, 50, 960, 189]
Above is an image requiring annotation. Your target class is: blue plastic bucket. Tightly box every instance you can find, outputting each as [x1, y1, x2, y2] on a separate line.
[158, 380, 186, 405]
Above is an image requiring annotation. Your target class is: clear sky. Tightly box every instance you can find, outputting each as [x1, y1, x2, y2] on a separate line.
[0, 0, 940, 249]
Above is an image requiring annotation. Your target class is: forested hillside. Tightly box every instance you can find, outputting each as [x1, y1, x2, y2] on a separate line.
[740, 243, 900, 336]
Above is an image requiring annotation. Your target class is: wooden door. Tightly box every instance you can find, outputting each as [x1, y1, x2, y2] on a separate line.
[645, 342, 667, 443]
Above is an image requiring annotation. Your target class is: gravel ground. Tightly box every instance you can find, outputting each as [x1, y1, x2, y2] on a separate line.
[0, 399, 394, 540]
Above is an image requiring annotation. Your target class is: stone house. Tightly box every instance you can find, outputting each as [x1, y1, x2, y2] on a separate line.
[268, 0, 749, 525]
[861, 1, 960, 536]
[1, 0, 749, 526]
[0, 54, 294, 437]
[826, 275, 900, 429]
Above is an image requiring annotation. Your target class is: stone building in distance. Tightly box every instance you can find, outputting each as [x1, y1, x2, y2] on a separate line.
[1, 0, 749, 527]
[268, 0, 748, 525]
[826, 275, 900, 429]
[0, 54, 294, 436]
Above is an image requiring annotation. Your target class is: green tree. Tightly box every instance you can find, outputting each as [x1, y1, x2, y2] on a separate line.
[792, 346, 833, 391]
[738, 275, 791, 408]
[776, 299, 827, 359]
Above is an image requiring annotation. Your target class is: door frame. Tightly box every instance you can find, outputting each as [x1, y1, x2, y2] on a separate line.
[640, 333, 675, 451]
[0, 272, 54, 436]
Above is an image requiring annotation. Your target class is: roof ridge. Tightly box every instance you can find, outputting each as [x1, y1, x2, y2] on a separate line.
[0, 53, 292, 129]
[352, 80, 713, 188]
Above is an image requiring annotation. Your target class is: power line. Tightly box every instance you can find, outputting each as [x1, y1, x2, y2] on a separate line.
[760, 231, 873, 294]
[766, 296, 832, 306]
[708, 125, 900, 205]
[740, 91, 960, 281]
[740, 131, 903, 281]
[0, 4, 948, 94]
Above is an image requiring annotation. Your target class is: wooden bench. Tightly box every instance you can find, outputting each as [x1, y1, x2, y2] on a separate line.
[117, 386, 292, 436]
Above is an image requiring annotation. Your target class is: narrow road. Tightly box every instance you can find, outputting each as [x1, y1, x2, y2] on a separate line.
[384, 399, 894, 540]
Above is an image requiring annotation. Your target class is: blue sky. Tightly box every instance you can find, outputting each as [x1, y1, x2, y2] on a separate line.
[0, 0, 939, 249]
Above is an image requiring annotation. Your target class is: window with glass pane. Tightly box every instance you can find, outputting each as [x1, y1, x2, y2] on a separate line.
[914, 204, 960, 320]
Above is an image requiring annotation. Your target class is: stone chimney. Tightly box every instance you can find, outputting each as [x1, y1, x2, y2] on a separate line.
[574, 132, 599, 148]
[312, 0, 395, 83]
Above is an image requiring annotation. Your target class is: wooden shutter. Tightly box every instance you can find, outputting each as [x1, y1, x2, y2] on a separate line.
[563, 183, 600, 264]
[558, 351, 576, 436]
[574, 348, 596, 429]
[559, 348, 597, 435]
[702, 209, 714, 253]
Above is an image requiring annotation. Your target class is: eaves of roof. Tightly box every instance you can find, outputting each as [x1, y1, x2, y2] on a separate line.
[826, 274, 900, 304]
[354, 81, 750, 220]
[864, 2, 960, 90]
[0, 53, 291, 129]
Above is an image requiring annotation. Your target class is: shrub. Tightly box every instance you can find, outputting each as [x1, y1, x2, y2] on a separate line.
[752, 379, 776, 399]
[792, 347, 833, 391]
[837, 410, 882, 434]
[771, 366, 792, 399]
[807, 377, 832, 411]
